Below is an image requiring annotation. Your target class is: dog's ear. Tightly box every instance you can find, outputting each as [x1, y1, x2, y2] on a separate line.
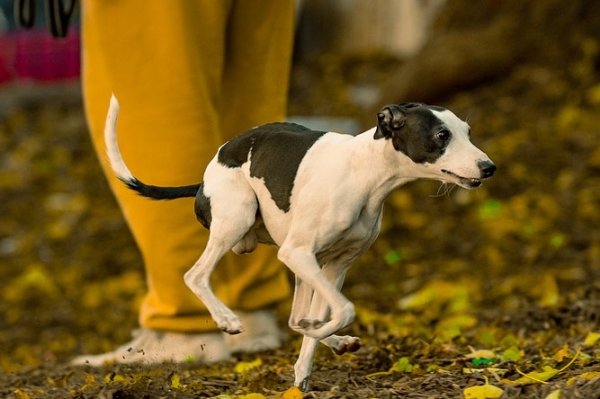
[374, 105, 406, 140]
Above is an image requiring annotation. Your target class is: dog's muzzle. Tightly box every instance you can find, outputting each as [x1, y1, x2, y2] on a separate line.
[442, 160, 496, 189]
[477, 160, 496, 179]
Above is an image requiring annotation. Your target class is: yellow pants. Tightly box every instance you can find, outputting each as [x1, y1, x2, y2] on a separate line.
[82, 1, 294, 332]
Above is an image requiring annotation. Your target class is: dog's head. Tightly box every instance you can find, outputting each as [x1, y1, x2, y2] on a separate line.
[374, 103, 495, 189]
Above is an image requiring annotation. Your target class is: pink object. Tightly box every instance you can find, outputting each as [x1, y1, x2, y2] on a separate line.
[0, 28, 80, 85]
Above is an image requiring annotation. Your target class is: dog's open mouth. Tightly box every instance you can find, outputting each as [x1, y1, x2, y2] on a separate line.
[442, 169, 482, 188]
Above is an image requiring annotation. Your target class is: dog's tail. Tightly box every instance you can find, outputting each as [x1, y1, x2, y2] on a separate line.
[104, 94, 200, 200]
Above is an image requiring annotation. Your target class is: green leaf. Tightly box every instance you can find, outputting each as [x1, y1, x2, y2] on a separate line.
[471, 358, 496, 367]
[549, 233, 566, 248]
[170, 373, 182, 389]
[501, 346, 523, 362]
[384, 249, 402, 265]
[478, 199, 503, 219]
[391, 357, 413, 373]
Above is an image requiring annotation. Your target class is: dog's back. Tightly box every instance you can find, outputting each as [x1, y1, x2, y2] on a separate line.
[216, 123, 326, 213]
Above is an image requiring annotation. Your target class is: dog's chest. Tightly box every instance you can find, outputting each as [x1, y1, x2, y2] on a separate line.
[316, 207, 382, 264]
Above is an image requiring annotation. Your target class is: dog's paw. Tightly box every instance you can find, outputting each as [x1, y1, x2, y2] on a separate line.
[297, 318, 325, 330]
[324, 335, 361, 355]
[288, 319, 326, 336]
[292, 303, 356, 339]
[215, 312, 244, 335]
[297, 376, 311, 392]
[220, 325, 244, 335]
[218, 322, 244, 335]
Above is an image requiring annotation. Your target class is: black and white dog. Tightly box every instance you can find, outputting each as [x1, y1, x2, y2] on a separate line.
[104, 96, 495, 390]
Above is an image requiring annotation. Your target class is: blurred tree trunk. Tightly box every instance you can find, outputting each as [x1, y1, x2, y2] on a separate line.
[296, 0, 445, 60]
[384, 0, 600, 103]
[292, 0, 600, 117]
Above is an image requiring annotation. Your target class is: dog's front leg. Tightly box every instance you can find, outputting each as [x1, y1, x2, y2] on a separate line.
[289, 278, 360, 355]
[288, 276, 313, 330]
[294, 333, 361, 390]
[294, 336, 319, 390]
[278, 246, 354, 340]
[288, 274, 320, 391]
[293, 281, 332, 391]
[293, 260, 359, 390]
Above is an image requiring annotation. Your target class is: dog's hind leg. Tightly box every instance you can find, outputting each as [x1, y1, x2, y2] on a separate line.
[184, 179, 258, 334]
[184, 238, 244, 333]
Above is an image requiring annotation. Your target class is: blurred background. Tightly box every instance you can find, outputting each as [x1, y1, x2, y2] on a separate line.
[0, 0, 599, 395]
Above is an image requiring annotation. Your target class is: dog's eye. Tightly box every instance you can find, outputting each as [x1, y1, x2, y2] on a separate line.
[436, 129, 451, 141]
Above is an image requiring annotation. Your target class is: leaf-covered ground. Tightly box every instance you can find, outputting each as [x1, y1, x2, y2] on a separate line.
[1, 36, 600, 399]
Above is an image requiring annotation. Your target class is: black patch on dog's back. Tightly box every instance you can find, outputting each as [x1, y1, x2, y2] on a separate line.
[218, 133, 254, 167]
[218, 122, 325, 212]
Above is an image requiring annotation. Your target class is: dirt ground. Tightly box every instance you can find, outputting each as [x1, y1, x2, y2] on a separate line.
[2, 22, 600, 399]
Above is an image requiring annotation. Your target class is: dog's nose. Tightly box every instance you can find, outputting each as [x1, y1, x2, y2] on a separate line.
[478, 160, 496, 178]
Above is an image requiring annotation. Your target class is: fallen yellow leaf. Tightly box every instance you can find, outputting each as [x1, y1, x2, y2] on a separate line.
[583, 331, 600, 347]
[13, 389, 34, 399]
[553, 345, 570, 362]
[503, 346, 581, 386]
[466, 349, 496, 359]
[544, 390, 561, 399]
[281, 386, 303, 399]
[398, 280, 471, 310]
[170, 373, 182, 389]
[80, 372, 97, 391]
[240, 394, 266, 399]
[463, 383, 504, 398]
[435, 314, 478, 342]
[104, 372, 127, 383]
[502, 366, 559, 385]
[566, 371, 600, 386]
[538, 273, 560, 308]
[234, 357, 263, 374]
[463, 367, 508, 375]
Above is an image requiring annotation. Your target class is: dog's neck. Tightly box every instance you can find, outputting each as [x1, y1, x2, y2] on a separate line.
[349, 127, 422, 206]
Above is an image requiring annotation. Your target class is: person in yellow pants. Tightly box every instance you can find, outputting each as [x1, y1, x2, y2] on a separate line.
[73, 1, 295, 365]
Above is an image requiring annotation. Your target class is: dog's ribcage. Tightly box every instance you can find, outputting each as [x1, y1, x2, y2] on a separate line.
[201, 123, 385, 263]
